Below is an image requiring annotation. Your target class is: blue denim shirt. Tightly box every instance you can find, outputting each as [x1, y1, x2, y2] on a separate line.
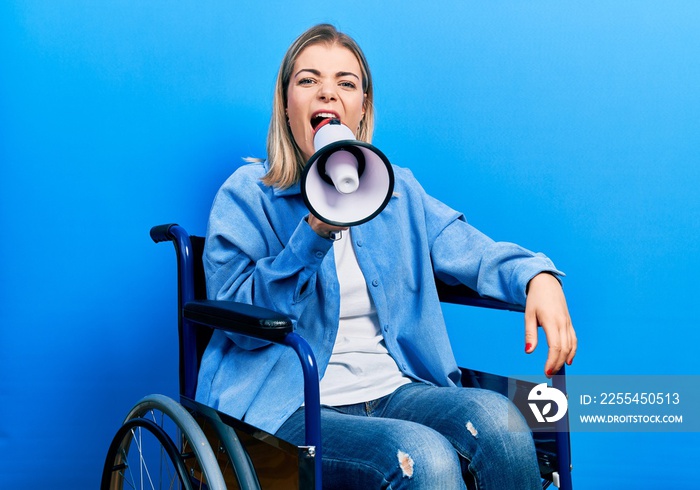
[197, 161, 562, 435]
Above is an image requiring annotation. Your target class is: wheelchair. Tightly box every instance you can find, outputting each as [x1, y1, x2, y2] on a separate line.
[101, 223, 573, 489]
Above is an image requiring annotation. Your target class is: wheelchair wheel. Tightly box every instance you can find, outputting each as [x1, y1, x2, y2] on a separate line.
[102, 394, 226, 490]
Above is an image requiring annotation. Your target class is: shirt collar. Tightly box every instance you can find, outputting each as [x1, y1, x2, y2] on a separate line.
[262, 159, 302, 196]
[273, 181, 301, 196]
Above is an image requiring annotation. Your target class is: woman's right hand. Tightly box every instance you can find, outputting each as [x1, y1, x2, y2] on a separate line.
[307, 213, 348, 239]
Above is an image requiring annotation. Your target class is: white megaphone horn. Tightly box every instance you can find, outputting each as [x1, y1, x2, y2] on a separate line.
[301, 118, 394, 227]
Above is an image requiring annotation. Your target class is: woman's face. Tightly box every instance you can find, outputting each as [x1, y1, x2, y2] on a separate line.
[286, 43, 366, 161]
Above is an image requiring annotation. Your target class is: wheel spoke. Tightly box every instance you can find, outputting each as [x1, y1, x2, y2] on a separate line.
[130, 427, 156, 490]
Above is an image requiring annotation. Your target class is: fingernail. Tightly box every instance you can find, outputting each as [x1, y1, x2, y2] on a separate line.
[525, 343, 532, 352]
[546, 368, 553, 377]
[567, 358, 573, 366]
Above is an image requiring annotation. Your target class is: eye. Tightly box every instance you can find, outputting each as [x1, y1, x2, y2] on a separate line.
[297, 77, 315, 86]
[339, 81, 357, 89]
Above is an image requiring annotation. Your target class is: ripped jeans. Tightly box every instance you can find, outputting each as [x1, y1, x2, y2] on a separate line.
[275, 382, 541, 489]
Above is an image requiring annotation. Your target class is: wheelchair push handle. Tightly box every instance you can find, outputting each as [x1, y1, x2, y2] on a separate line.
[150, 223, 179, 243]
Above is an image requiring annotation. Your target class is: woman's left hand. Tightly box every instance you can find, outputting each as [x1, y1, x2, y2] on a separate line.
[524, 273, 577, 377]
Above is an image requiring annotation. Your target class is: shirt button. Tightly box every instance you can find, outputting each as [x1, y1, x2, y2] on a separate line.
[356, 240, 363, 247]
[315, 251, 324, 258]
[371, 279, 379, 287]
[383, 324, 389, 332]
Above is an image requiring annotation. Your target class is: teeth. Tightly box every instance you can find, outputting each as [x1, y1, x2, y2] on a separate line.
[311, 113, 339, 130]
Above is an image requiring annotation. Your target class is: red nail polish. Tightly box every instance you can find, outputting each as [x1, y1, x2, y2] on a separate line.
[567, 359, 573, 366]
[525, 343, 532, 352]
[546, 368, 553, 377]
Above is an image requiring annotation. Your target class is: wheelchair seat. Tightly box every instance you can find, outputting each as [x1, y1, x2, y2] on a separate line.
[101, 223, 573, 490]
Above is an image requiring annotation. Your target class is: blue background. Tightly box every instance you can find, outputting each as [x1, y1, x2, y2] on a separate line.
[2, 1, 699, 488]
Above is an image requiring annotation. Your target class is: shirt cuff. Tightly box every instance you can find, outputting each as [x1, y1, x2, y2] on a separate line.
[287, 217, 335, 267]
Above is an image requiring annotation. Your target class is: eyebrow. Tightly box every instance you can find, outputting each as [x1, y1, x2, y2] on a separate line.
[294, 68, 361, 81]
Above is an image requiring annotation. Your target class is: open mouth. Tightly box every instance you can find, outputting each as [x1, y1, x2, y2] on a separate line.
[311, 112, 340, 131]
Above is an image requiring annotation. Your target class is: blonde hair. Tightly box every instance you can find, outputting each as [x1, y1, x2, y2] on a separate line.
[262, 24, 375, 189]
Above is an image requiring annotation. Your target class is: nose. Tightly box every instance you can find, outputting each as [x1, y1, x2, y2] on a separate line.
[317, 81, 337, 101]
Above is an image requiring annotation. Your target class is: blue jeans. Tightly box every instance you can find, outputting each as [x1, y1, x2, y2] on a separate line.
[275, 382, 541, 489]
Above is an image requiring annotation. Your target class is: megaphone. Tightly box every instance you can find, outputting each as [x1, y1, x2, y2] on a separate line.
[301, 119, 394, 227]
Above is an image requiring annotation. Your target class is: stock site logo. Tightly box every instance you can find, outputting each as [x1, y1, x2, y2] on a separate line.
[528, 383, 568, 423]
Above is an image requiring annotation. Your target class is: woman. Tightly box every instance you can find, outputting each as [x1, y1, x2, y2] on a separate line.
[199, 24, 577, 489]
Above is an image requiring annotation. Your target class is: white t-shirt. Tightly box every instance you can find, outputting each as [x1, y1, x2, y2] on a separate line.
[319, 230, 411, 406]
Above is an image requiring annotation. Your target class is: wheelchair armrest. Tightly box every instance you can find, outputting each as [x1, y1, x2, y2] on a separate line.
[183, 298, 322, 480]
[436, 281, 525, 313]
[184, 299, 293, 343]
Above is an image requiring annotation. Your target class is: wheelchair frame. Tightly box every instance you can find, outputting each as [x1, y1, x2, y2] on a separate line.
[101, 223, 573, 489]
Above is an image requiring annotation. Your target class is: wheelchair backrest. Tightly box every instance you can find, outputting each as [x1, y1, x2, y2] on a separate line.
[151, 225, 212, 398]
[188, 236, 215, 384]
